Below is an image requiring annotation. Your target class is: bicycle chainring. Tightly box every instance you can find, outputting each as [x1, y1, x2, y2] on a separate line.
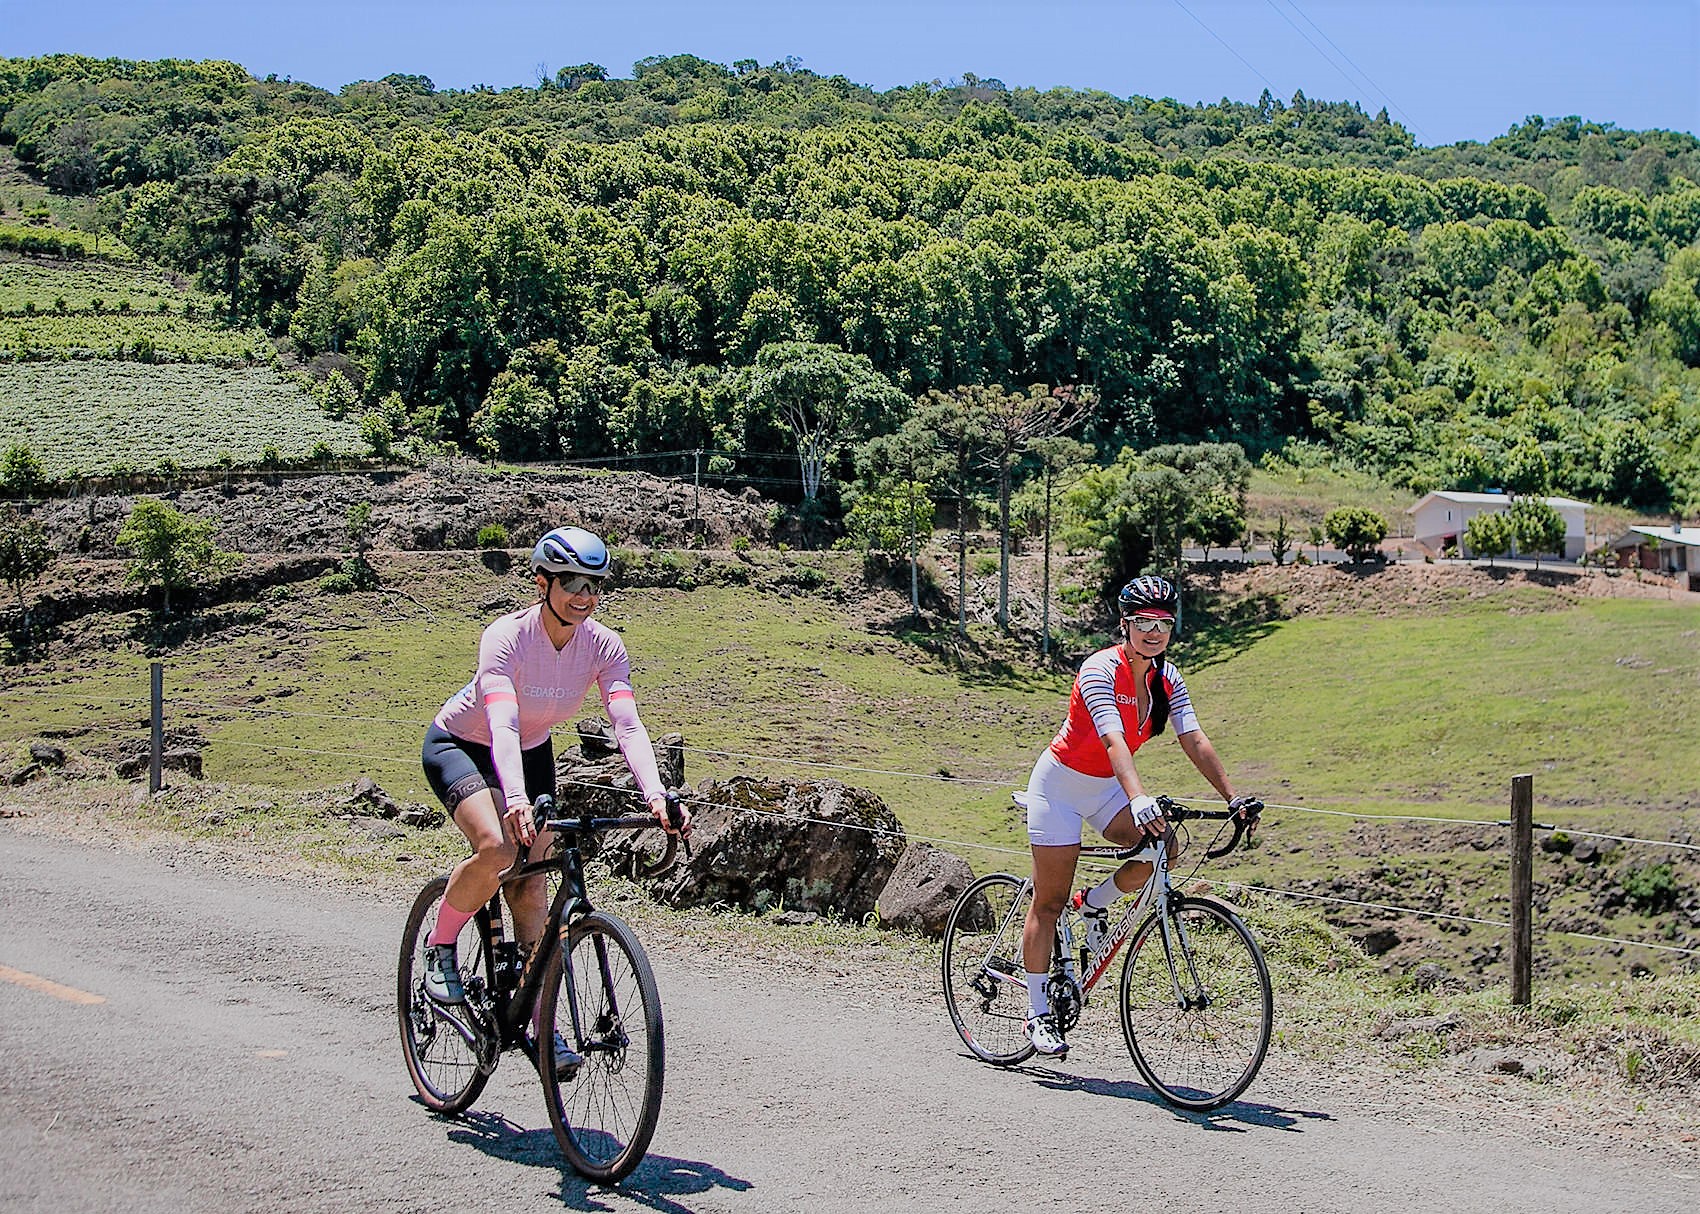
[1046, 972, 1083, 1033]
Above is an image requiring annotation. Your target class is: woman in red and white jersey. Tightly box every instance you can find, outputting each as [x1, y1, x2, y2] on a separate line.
[416, 526, 689, 1056]
[1017, 575, 1255, 1058]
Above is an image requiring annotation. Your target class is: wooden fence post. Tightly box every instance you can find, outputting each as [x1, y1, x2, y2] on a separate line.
[1510, 773, 1533, 1006]
[149, 661, 163, 795]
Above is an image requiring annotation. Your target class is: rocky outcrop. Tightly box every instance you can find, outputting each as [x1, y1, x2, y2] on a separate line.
[876, 842, 976, 937]
[595, 773, 906, 921]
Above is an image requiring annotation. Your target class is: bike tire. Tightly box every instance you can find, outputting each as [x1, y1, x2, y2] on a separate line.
[397, 875, 493, 1114]
[1118, 895, 1272, 1111]
[538, 910, 665, 1184]
[941, 872, 1038, 1066]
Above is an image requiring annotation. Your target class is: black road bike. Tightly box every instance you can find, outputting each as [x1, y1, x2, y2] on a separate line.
[399, 792, 685, 1183]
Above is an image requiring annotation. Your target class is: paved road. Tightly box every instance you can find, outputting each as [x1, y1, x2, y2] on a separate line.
[2, 825, 1694, 1213]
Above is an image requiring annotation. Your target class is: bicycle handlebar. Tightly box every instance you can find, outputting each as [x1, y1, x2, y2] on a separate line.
[531, 790, 692, 872]
[1156, 794, 1263, 859]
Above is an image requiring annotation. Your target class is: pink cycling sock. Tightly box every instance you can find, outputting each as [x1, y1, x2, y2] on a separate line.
[428, 901, 476, 947]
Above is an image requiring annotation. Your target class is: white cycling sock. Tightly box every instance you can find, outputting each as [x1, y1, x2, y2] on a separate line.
[1025, 971, 1049, 1017]
[1083, 875, 1121, 911]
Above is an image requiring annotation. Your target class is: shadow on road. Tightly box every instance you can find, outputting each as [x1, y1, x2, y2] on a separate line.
[1023, 1066, 1334, 1132]
[442, 1108, 754, 1213]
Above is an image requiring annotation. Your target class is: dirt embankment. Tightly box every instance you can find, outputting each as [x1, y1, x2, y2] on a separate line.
[20, 463, 789, 559]
[1191, 559, 1697, 617]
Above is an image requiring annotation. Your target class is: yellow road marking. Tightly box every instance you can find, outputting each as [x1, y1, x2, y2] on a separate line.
[0, 964, 106, 1005]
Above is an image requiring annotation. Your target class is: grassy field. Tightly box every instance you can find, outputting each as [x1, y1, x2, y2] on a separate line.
[5, 558, 1695, 831]
[2, 552, 1695, 984]
[0, 361, 367, 473]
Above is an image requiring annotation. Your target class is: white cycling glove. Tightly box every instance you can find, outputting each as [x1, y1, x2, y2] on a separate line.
[1128, 794, 1162, 829]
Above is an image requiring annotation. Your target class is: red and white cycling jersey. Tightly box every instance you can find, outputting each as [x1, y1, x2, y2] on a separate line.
[1046, 645, 1198, 777]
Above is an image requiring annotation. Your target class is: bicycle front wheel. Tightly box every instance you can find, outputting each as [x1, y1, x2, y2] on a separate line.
[941, 872, 1037, 1066]
[1118, 895, 1272, 1111]
[538, 910, 664, 1184]
[397, 876, 492, 1114]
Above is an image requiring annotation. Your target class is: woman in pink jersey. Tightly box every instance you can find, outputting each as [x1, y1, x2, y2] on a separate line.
[417, 526, 688, 1066]
[1017, 575, 1255, 1058]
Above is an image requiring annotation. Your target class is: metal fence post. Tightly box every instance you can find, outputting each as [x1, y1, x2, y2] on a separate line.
[1510, 773, 1533, 1006]
[149, 661, 164, 795]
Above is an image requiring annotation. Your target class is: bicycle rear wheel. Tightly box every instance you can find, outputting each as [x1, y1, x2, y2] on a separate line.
[398, 876, 493, 1114]
[538, 910, 664, 1184]
[1118, 895, 1272, 1111]
[941, 872, 1038, 1066]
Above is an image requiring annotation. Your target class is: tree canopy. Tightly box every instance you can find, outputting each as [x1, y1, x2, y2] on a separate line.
[3, 51, 1698, 520]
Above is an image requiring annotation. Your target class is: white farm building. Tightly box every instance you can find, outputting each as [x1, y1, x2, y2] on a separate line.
[1408, 491, 1590, 560]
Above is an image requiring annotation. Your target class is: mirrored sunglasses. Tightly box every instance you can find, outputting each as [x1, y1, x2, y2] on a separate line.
[1129, 616, 1174, 634]
[555, 574, 604, 595]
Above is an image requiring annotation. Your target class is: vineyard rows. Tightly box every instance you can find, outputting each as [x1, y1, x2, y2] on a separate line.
[0, 361, 367, 474]
[0, 258, 216, 314]
[1, 312, 272, 365]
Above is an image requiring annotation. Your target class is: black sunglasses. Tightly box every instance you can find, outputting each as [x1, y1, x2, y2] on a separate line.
[553, 574, 604, 595]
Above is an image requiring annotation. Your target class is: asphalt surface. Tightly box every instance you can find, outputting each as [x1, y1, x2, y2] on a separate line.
[2, 825, 1695, 1213]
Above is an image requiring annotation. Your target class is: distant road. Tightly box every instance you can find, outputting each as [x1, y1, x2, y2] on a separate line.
[2, 826, 1694, 1213]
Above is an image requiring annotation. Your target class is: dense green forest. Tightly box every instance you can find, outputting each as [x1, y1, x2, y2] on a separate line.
[2, 52, 1698, 525]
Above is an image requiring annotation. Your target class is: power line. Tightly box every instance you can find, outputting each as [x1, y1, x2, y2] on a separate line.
[1277, 0, 1429, 143]
[1170, 0, 1282, 97]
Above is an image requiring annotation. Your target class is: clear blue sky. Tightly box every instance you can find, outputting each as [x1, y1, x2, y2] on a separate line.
[3, 1, 1697, 147]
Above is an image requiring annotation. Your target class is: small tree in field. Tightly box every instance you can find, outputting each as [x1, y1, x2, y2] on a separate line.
[1307, 523, 1325, 563]
[342, 501, 379, 588]
[1323, 507, 1388, 563]
[1508, 499, 1565, 568]
[1464, 511, 1514, 566]
[1187, 490, 1244, 562]
[0, 510, 55, 645]
[117, 498, 241, 615]
[1, 443, 47, 497]
[1269, 514, 1292, 567]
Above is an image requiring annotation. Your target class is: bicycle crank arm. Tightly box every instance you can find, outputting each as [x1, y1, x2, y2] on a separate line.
[430, 1002, 499, 1074]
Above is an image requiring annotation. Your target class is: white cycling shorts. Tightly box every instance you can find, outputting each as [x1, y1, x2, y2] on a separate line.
[1019, 750, 1129, 847]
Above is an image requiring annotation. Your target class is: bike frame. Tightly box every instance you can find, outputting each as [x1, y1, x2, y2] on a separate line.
[1065, 838, 1169, 993]
[979, 834, 1198, 1012]
[440, 812, 657, 1064]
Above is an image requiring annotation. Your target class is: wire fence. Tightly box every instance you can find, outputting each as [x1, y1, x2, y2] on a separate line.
[3, 675, 1696, 963]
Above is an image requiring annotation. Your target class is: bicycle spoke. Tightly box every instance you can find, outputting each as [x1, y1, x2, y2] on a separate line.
[541, 912, 664, 1183]
[1119, 897, 1272, 1111]
[397, 876, 493, 1114]
[942, 873, 1038, 1066]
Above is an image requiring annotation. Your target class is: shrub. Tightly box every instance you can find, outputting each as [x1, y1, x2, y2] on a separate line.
[1623, 863, 1679, 915]
[1, 443, 47, 497]
[730, 535, 752, 554]
[475, 523, 510, 549]
[360, 411, 395, 459]
[338, 555, 379, 589]
[318, 572, 357, 594]
[1323, 506, 1389, 562]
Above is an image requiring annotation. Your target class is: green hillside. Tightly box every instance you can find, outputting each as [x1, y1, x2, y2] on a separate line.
[0, 52, 1695, 519]
[3, 555, 1694, 981]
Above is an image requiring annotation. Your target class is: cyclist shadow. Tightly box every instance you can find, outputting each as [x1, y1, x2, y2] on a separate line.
[1022, 1067, 1333, 1133]
[440, 1108, 754, 1212]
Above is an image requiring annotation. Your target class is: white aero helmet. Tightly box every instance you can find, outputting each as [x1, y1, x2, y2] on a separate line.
[530, 526, 611, 578]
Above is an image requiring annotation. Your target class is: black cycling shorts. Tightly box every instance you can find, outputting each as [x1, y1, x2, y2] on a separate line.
[421, 721, 555, 818]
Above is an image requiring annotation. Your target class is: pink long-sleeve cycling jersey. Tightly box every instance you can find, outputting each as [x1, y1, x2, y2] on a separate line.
[433, 606, 665, 804]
